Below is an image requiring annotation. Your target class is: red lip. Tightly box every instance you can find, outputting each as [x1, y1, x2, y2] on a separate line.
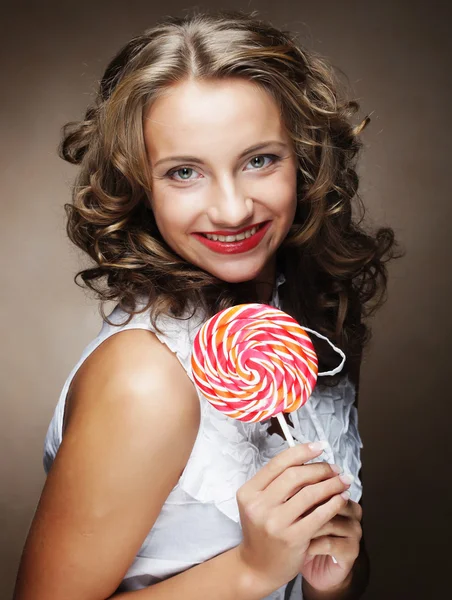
[192, 221, 271, 255]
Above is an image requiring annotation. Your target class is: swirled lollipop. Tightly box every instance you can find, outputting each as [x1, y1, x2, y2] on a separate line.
[191, 303, 325, 447]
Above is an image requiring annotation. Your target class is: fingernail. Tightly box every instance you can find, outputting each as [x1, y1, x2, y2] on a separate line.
[341, 490, 351, 500]
[308, 440, 330, 451]
[339, 473, 354, 485]
[330, 464, 343, 474]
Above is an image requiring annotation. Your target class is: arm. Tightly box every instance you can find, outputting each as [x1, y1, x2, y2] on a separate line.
[13, 329, 263, 600]
[108, 547, 266, 600]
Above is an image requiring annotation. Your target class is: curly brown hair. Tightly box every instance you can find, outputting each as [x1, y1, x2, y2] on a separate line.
[59, 8, 403, 388]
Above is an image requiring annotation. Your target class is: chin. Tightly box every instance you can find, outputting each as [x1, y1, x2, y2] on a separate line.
[207, 265, 264, 284]
[214, 274, 251, 284]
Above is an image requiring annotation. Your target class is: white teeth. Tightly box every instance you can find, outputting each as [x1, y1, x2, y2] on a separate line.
[205, 225, 259, 242]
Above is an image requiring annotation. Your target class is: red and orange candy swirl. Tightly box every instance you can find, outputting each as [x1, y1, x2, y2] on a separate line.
[191, 303, 318, 422]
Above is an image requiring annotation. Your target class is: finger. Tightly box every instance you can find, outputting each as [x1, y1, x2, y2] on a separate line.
[312, 515, 362, 540]
[334, 498, 362, 523]
[282, 475, 351, 526]
[333, 500, 356, 518]
[312, 515, 350, 539]
[241, 442, 329, 496]
[348, 500, 363, 522]
[306, 535, 360, 563]
[263, 461, 340, 508]
[289, 488, 349, 542]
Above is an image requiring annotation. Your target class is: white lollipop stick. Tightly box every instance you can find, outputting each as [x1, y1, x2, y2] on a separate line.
[276, 413, 295, 447]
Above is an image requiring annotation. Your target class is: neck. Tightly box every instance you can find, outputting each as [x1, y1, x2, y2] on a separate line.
[253, 256, 277, 304]
[255, 281, 274, 304]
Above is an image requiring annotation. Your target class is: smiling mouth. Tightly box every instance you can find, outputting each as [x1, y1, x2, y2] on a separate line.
[198, 222, 268, 243]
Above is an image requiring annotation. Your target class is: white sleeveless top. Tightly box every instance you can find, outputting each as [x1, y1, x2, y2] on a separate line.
[43, 276, 363, 599]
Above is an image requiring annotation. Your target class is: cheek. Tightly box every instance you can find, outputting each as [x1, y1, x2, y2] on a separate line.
[150, 190, 180, 227]
[151, 197, 196, 245]
[263, 176, 297, 218]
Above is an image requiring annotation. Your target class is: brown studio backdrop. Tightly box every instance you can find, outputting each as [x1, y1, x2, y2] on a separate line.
[1, 1, 450, 598]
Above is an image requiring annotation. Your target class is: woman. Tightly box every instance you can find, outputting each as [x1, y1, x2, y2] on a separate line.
[14, 9, 400, 600]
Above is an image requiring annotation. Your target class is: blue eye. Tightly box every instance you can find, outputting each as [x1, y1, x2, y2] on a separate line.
[165, 154, 281, 182]
[246, 155, 275, 170]
[169, 166, 196, 181]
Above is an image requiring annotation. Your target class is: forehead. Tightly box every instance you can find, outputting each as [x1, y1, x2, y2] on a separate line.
[143, 78, 288, 159]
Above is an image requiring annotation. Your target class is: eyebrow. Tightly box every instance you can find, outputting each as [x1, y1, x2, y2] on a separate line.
[153, 141, 289, 168]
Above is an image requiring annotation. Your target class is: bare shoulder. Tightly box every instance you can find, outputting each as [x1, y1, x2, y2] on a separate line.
[64, 327, 200, 438]
[13, 328, 200, 600]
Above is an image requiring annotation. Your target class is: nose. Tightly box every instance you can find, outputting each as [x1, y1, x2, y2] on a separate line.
[207, 178, 254, 228]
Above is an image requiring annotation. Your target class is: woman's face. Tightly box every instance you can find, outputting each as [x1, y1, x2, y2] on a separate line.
[144, 77, 298, 284]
